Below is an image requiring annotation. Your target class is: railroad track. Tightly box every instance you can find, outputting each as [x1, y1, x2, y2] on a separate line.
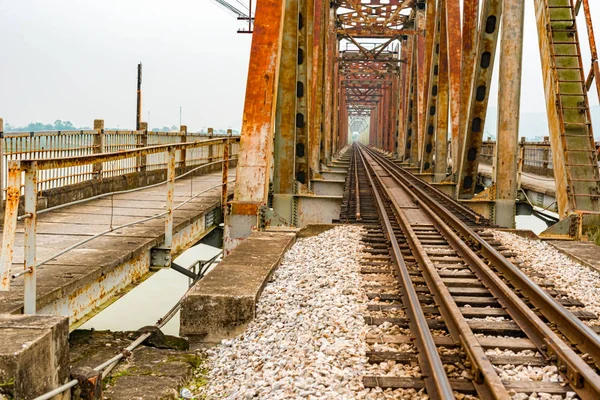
[344, 143, 600, 399]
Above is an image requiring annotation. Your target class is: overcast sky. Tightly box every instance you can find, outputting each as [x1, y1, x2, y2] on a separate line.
[0, 1, 599, 131]
[0, 0, 252, 131]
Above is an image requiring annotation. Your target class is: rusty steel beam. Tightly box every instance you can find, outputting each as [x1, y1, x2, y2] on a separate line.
[445, 0, 461, 176]
[295, 0, 312, 188]
[309, 0, 325, 175]
[397, 37, 410, 159]
[420, 0, 442, 173]
[273, 0, 299, 196]
[232, 0, 284, 203]
[415, 6, 427, 165]
[457, 0, 503, 199]
[456, 0, 479, 175]
[434, 0, 449, 182]
[494, 0, 525, 228]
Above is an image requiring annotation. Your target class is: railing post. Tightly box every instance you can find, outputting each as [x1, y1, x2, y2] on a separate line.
[138, 122, 148, 174]
[227, 128, 232, 137]
[0, 161, 20, 292]
[180, 125, 187, 169]
[208, 127, 214, 163]
[517, 137, 526, 190]
[93, 119, 104, 179]
[543, 136, 550, 177]
[23, 162, 38, 314]
[222, 139, 230, 216]
[164, 147, 176, 249]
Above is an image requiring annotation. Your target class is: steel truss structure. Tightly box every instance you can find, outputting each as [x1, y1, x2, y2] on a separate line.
[226, 0, 600, 246]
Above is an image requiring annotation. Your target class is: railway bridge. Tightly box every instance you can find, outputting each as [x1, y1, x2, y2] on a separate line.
[4, 0, 600, 399]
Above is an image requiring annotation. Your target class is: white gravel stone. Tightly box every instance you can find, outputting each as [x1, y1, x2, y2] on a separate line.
[197, 226, 373, 399]
[487, 230, 600, 327]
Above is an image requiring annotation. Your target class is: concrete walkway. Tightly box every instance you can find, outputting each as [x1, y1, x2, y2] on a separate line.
[0, 169, 235, 325]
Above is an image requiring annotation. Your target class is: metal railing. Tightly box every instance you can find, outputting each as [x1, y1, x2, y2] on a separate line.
[1, 126, 240, 195]
[0, 137, 238, 315]
[480, 138, 555, 178]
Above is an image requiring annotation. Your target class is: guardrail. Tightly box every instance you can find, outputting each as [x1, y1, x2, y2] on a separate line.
[0, 136, 238, 315]
[0, 119, 240, 194]
[480, 137, 555, 178]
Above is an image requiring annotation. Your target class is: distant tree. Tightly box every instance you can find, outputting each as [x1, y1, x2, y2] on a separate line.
[4, 120, 88, 132]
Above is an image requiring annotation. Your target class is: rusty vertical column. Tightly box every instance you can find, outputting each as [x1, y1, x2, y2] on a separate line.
[309, 0, 326, 174]
[457, 0, 503, 199]
[273, 0, 299, 225]
[222, 139, 230, 217]
[332, 47, 340, 155]
[397, 38, 409, 159]
[445, 0, 461, 175]
[93, 119, 104, 179]
[322, 4, 336, 164]
[226, 0, 285, 251]
[494, 0, 525, 228]
[340, 88, 348, 147]
[434, 2, 450, 182]
[390, 78, 399, 154]
[296, 0, 311, 190]
[457, 0, 479, 175]
[415, 4, 427, 163]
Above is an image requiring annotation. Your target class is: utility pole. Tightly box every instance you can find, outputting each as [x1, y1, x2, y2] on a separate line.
[136, 63, 142, 130]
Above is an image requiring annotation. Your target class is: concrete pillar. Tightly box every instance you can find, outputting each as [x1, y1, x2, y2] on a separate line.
[180, 125, 187, 169]
[93, 119, 104, 179]
[0, 315, 69, 399]
[494, 0, 525, 228]
[138, 122, 148, 173]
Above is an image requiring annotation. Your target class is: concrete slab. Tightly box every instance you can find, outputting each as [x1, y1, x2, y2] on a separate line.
[0, 314, 69, 399]
[180, 231, 296, 344]
[546, 240, 600, 274]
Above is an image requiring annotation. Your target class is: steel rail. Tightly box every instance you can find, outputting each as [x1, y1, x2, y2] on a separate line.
[356, 146, 455, 400]
[370, 148, 486, 224]
[358, 147, 509, 399]
[363, 145, 600, 399]
[354, 148, 362, 221]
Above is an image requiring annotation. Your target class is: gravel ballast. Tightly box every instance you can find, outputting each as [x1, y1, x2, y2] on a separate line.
[196, 226, 369, 399]
[488, 230, 600, 327]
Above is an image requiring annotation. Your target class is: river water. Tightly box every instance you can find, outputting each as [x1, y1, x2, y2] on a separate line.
[79, 228, 223, 336]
